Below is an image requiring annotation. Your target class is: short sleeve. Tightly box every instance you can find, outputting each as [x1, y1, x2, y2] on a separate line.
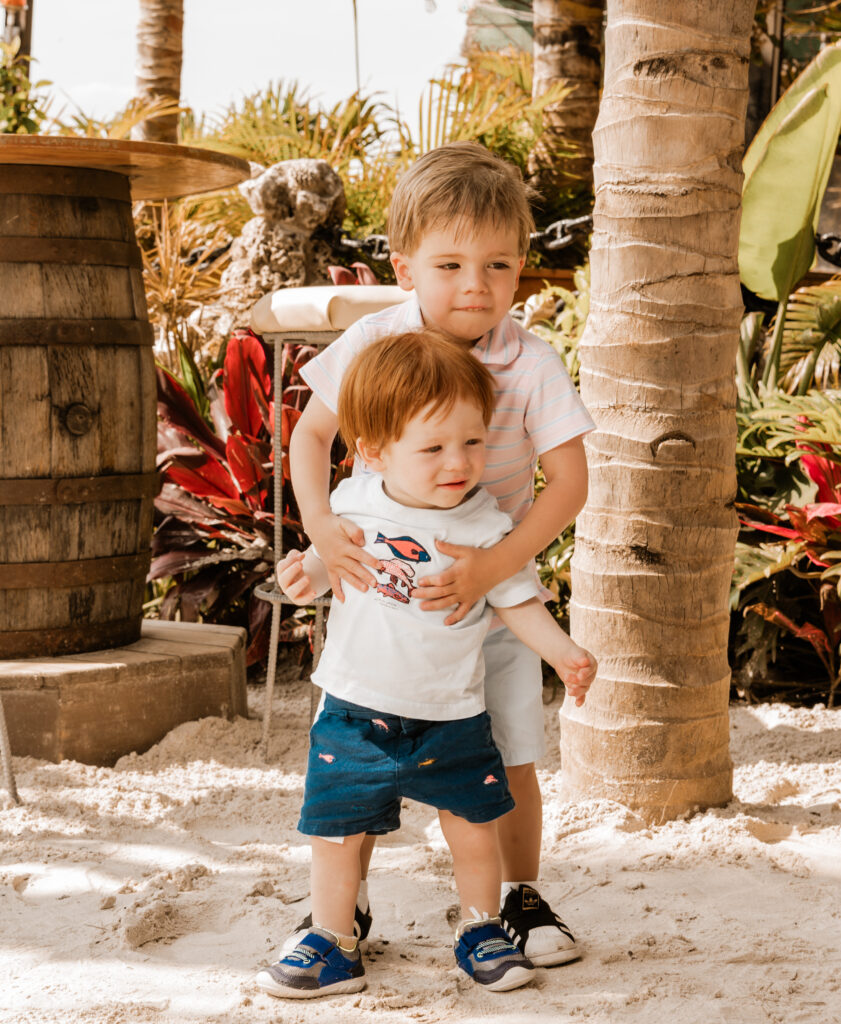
[299, 320, 370, 413]
[486, 564, 540, 608]
[523, 350, 595, 456]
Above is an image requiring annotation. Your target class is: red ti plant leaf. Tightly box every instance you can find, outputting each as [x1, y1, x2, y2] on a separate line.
[745, 602, 834, 674]
[328, 266, 359, 286]
[224, 329, 271, 440]
[156, 366, 226, 459]
[226, 434, 268, 510]
[166, 451, 239, 503]
[805, 502, 841, 531]
[351, 261, 378, 285]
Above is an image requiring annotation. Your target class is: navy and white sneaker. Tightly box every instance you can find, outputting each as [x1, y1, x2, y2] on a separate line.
[454, 917, 535, 991]
[500, 884, 579, 967]
[255, 928, 366, 999]
[282, 901, 373, 954]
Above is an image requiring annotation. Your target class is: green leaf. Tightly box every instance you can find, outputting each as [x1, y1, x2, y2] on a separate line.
[740, 86, 832, 301]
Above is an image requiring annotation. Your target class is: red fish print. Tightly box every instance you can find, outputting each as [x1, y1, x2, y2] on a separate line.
[377, 559, 416, 589]
[375, 581, 410, 604]
[372, 719, 390, 732]
[375, 533, 431, 563]
[318, 753, 336, 764]
[483, 774, 499, 785]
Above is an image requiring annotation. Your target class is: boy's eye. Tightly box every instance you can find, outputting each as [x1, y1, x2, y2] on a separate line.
[437, 263, 459, 271]
[424, 445, 442, 453]
[466, 438, 483, 446]
[489, 261, 511, 270]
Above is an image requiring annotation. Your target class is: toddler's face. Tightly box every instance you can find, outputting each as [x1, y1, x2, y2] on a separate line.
[365, 398, 487, 510]
[390, 221, 524, 344]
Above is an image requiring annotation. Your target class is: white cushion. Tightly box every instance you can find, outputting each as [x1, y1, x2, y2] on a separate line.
[250, 285, 411, 334]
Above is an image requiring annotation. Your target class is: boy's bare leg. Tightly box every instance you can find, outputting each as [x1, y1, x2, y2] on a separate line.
[437, 810, 501, 919]
[498, 763, 541, 880]
[359, 833, 376, 879]
[310, 833, 366, 939]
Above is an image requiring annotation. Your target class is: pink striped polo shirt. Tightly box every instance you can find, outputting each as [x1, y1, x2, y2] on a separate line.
[299, 293, 594, 525]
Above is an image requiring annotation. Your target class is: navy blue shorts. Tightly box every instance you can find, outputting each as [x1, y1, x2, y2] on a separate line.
[298, 694, 515, 838]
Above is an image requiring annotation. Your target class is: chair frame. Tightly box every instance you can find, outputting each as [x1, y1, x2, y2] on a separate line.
[254, 329, 340, 755]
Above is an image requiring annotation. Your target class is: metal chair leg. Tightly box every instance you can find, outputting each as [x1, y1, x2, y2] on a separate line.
[260, 601, 282, 758]
[0, 695, 21, 805]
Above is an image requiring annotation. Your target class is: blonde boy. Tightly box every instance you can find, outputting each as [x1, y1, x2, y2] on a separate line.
[288, 142, 595, 966]
[257, 332, 595, 998]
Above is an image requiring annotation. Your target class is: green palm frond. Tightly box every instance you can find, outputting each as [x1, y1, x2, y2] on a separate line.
[51, 96, 184, 139]
[779, 277, 841, 393]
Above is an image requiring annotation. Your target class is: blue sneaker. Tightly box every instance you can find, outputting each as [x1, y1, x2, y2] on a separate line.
[255, 928, 366, 999]
[454, 917, 536, 991]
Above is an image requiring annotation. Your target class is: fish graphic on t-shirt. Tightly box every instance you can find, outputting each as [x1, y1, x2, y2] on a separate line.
[375, 533, 431, 563]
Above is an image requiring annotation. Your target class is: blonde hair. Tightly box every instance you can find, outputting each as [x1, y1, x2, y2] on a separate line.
[337, 330, 496, 452]
[387, 142, 536, 255]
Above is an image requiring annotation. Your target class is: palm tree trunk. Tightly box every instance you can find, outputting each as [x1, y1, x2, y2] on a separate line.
[528, 0, 603, 193]
[562, 0, 756, 823]
[134, 0, 183, 144]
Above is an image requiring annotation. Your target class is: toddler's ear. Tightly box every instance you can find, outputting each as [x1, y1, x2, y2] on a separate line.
[356, 438, 385, 471]
[390, 251, 414, 291]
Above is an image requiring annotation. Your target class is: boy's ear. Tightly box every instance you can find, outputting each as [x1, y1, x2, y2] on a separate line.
[390, 251, 414, 292]
[356, 438, 385, 470]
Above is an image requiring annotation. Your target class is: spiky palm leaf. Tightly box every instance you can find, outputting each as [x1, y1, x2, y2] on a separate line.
[778, 277, 841, 393]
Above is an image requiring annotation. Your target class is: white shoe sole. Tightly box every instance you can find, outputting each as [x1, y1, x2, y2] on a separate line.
[484, 964, 536, 992]
[255, 969, 366, 999]
[526, 945, 580, 967]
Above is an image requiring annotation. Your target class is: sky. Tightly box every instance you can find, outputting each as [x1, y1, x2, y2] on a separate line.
[29, 0, 470, 126]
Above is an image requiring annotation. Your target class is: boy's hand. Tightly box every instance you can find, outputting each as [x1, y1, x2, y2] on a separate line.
[414, 540, 501, 625]
[276, 549, 317, 604]
[554, 645, 598, 707]
[307, 513, 379, 603]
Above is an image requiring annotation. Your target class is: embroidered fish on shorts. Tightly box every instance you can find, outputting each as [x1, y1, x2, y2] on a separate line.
[318, 753, 336, 764]
[375, 532, 431, 563]
[483, 774, 499, 785]
[372, 719, 390, 732]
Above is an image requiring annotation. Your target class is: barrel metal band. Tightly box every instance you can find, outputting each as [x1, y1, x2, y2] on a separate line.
[1, 237, 142, 269]
[0, 166, 131, 202]
[0, 472, 160, 506]
[0, 320, 154, 347]
[0, 618, 142, 657]
[0, 553, 151, 589]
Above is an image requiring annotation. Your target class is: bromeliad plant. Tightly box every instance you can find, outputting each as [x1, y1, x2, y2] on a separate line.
[151, 329, 318, 667]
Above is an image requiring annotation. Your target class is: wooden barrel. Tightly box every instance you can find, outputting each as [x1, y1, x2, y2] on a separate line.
[0, 165, 157, 657]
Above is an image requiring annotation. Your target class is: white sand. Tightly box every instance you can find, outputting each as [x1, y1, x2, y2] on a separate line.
[2, 671, 841, 1024]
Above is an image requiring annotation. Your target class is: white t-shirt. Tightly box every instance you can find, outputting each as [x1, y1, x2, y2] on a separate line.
[311, 474, 539, 721]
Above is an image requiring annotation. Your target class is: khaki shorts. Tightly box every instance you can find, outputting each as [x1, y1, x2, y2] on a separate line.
[483, 626, 545, 767]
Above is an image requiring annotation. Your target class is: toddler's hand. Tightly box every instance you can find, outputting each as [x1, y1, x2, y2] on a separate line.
[308, 513, 379, 603]
[276, 549, 317, 605]
[415, 540, 500, 625]
[555, 645, 598, 707]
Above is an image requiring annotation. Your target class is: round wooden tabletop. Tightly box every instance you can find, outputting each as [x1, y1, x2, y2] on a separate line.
[0, 136, 250, 200]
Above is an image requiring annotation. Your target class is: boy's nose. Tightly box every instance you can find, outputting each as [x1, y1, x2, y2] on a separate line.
[462, 266, 488, 292]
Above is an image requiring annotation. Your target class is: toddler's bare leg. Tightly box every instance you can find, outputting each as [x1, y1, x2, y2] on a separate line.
[498, 763, 542, 881]
[438, 810, 501, 920]
[310, 833, 367, 938]
[360, 833, 376, 879]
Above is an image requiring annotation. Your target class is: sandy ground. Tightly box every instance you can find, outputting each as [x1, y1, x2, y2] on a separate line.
[2, 669, 841, 1024]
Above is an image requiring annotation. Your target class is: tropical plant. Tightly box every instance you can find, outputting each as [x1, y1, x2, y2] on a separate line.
[152, 330, 313, 667]
[0, 38, 49, 134]
[731, 387, 841, 705]
[137, 199, 234, 370]
[739, 41, 841, 389]
[50, 95, 183, 140]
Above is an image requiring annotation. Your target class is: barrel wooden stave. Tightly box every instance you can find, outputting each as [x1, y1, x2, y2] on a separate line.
[0, 165, 156, 657]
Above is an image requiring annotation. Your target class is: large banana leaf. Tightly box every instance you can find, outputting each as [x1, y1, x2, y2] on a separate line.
[740, 86, 832, 301]
[740, 41, 841, 302]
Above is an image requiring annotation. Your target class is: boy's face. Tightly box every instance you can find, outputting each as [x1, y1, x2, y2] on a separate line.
[360, 398, 487, 510]
[390, 221, 525, 344]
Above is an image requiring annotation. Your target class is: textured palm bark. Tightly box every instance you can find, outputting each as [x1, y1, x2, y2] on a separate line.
[562, 0, 756, 822]
[134, 0, 183, 144]
[528, 0, 603, 192]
